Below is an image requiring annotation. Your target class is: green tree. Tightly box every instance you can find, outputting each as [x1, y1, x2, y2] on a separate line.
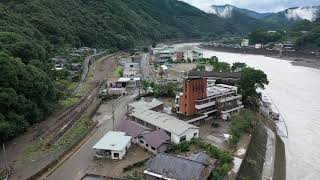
[231, 62, 247, 72]
[240, 67, 269, 109]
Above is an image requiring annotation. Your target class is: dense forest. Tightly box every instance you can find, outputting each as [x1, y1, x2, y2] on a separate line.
[247, 19, 320, 50]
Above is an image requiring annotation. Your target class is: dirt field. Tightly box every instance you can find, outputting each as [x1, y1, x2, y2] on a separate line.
[86, 145, 152, 178]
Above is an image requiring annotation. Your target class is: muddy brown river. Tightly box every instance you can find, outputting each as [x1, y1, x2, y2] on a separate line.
[175, 43, 320, 180]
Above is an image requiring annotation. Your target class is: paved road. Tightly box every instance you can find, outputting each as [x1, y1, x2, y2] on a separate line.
[45, 94, 137, 180]
[141, 53, 157, 83]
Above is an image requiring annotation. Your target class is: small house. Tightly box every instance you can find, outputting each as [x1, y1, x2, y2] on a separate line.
[138, 129, 170, 154]
[117, 120, 149, 143]
[93, 131, 131, 160]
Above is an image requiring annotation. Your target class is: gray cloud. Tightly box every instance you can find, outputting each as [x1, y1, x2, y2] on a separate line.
[180, 0, 320, 13]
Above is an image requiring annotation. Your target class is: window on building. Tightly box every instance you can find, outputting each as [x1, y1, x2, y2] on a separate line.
[113, 153, 119, 158]
[180, 135, 186, 142]
[151, 147, 156, 151]
[140, 140, 144, 144]
[146, 144, 149, 147]
[194, 132, 198, 137]
[185, 104, 187, 107]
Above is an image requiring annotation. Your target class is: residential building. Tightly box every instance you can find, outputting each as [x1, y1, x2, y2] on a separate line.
[144, 152, 217, 180]
[123, 62, 140, 77]
[138, 129, 170, 154]
[70, 63, 82, 71]
[175, 77, 244, 121]
[255, 43, 263, 49]
[153, 46, 175, 64]
[116, 77, 141, 88]
[92, 131, 131, 160]
[117, 120, 149, 144]
[130, 109, 199, 144]
[175, 51, 184, 62]
[241, 39, 249, 47]
[117, 120, 170, 154]
[185, 49, 203, 62]
[282, 42, 294, 50]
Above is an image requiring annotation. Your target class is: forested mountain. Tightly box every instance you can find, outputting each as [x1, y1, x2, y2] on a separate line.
[210, 4, 272, 19]
[295, 18, 320, 50]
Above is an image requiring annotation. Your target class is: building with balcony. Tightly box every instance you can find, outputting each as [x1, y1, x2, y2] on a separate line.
[175, 77, 244, 121]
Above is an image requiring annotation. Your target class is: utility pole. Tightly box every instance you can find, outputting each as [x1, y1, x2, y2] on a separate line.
[112, 100, 115, 130]
[2, 143, 10, 175]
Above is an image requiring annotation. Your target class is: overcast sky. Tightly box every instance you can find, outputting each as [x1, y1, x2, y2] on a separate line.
[180, 0, 320, 13]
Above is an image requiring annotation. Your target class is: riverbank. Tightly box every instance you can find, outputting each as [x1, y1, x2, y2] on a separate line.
[200, 45, 320, 70]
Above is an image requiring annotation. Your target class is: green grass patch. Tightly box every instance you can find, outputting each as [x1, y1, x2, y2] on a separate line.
[114, 66, 123, 77]
[87, 63, 95, 81]
[57, 79, 78, 91]
[230, 110, 257, 144]
[51, 114, 93, 154]
[59, 97, 80, 108]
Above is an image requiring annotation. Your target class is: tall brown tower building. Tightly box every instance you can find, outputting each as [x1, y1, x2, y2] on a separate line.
[178, 77, 207, 116]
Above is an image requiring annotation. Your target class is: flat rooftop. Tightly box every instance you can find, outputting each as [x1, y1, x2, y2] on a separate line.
[128, 99, 163, 110]
[207, 84, 237, 97]
[130, 109, 198, 136]
[93, 131, 131, 151]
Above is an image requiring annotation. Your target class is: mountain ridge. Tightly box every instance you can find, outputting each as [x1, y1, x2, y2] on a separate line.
[209, 4, 320, 22]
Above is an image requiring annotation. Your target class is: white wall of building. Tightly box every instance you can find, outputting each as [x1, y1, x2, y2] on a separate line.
[111, 140, 131, 160]
[170, 128, 199, 144]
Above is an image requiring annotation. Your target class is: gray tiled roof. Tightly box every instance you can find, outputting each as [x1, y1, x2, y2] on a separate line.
[142, 129, 170, 148]
[145, 153, 209, 180]
[117, 120, 148, 138]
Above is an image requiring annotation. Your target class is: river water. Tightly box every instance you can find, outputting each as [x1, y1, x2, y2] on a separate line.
[175, 43, 320, 179]
[198, 47, 320, 180]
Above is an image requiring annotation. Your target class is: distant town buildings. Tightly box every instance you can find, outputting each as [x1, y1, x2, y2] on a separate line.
[185, 49, 203, 62]
[153, 45, 203, 64]
[175, 76, 243, 121]
[153, 45, 175, 64]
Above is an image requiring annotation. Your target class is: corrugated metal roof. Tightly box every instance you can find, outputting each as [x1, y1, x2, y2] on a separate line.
[93, 131, 131, 151]
[130, 109, 198, 136]
[128, 100, 163, 110]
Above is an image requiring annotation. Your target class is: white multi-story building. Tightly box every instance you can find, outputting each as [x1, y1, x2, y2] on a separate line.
[123, 62, 140, 77]
[185, 49, 203, 62]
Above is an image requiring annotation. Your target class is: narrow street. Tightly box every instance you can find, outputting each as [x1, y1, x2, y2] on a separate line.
[44, 94, 137, 180]
[141, 53, 157, 83]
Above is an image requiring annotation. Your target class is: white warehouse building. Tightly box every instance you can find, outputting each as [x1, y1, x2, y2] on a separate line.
[130, 109, 199, 144]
